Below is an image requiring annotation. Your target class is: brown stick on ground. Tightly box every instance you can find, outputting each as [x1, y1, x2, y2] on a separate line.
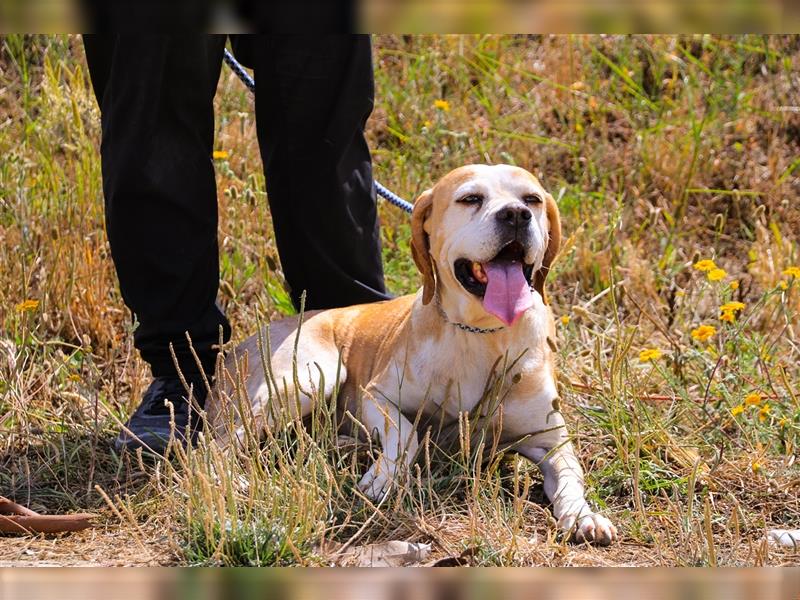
[0, 496, 96, 534]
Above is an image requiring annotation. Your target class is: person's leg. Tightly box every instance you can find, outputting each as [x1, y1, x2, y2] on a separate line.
[84, 35, 229, 451]
[84, 34, 230, 378]
[244, 34, 389, 310]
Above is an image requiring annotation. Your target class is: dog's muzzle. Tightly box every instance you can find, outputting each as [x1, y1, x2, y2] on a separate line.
[454, 238, 536, 326]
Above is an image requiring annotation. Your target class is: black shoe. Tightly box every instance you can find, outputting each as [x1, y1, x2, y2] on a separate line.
[114, 376, 209, 454]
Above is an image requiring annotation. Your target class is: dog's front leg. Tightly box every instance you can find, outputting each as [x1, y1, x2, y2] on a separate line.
[356, 395, 419, 502]
[517, 438, 617, 545]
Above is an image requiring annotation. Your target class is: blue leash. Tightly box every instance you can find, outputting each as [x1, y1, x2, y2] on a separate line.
[222, 48, 414, 215]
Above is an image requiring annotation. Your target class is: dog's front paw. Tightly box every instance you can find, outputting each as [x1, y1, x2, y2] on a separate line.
[559, 511, 617, 546]
[357, 461, 392, 502]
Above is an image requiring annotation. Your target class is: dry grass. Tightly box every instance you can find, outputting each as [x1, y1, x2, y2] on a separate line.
[1, 34, 799, 566]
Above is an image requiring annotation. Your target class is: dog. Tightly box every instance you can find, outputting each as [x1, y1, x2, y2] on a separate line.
[208, 164, 617, 545]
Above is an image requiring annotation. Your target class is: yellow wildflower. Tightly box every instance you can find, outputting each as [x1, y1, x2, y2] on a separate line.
[778, 280, 788, 290]
[719, 301, 744, 323]
[707, 268, 727, 282]
[434, 99, 450, 112]
[212, 150, 229, 159]
[675, 289, 685, 297]
[751, 461, 761, 474]
[690, 324, 716, 342]
[729, 280, 739, 290]
[693, 259, 717, 272]
[744, 392, 762, 406]
[423, 120, 432, 128]
[15, 299, 39, 312]
[730, 404, 744, 417]
[560, 315, 570, 326]
[720, 301, 745, 313]
[779, 417, 788, 428]
[758, 404, 770, 423]
[782, 266, 800, 278]
[639, 348, 662, 363]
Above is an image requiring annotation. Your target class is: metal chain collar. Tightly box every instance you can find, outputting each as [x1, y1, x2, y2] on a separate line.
[434, 296, 505, 334]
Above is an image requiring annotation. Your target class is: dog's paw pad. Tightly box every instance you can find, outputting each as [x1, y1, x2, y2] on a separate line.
[357, 463, 391, 502]
[573, 513, 617, 546]
[558, 512, 617, 546]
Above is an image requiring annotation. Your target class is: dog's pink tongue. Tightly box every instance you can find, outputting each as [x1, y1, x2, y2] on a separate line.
[482, 262, 534, 326]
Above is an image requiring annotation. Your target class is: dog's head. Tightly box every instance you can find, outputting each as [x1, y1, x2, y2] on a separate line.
[411, 164, 561, 327]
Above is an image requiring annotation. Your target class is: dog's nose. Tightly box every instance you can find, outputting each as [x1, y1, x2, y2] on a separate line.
[495, 204, 532, 227]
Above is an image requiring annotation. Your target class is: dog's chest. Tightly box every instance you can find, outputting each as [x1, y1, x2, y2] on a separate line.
[371, 323, 549, 419]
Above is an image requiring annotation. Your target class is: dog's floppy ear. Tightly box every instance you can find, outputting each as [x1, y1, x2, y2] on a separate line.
[532, 193, 561, 304]
[411, 188, 435, 305]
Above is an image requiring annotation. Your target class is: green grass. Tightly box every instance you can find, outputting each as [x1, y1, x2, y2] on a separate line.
[0, 34, 799, 566]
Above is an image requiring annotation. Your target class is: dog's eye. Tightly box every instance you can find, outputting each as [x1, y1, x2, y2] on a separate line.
[457, 194, 484, 205]
[522, 194, 543, 204]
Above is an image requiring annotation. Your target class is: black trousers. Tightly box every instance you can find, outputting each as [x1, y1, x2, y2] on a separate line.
[83, 35, 389, 377]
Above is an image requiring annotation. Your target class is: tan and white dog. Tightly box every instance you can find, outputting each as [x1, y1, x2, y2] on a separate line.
[209, 164, 617, 545]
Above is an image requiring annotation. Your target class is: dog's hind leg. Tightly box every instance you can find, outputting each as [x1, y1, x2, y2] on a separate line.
[251, 335, 345, 434]
[215, 324, 346, 446]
